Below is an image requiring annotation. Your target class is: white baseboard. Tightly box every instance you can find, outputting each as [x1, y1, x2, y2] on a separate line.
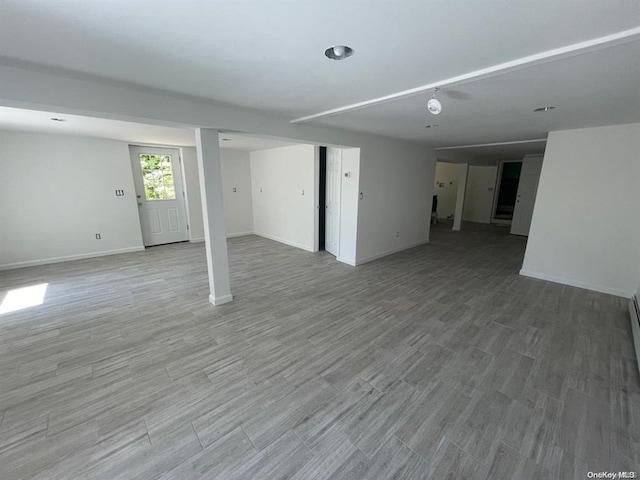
[227, 231, 254, 238]
[0, 246, 146, 271]
[356, 240, 430, 265]
[519, 269, 633, 299]
[190, 232, 254, 244]
[253, 231, 314, 253]
[209, 293, 233, 306]
[337, 256, 356, 266]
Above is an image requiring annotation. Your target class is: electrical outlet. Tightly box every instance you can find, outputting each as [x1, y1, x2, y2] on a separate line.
[95, 233, 101, 240]
[359, 192, 363, 200]
[396, 231, 400, 238]
[233, 187, 237, 193]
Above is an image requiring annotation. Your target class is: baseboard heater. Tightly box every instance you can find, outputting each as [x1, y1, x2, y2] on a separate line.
[631, 286, 640, 374]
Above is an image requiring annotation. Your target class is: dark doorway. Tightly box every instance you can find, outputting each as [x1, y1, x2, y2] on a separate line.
[318, 146, 327, 250]
[494, 161, 522, 220]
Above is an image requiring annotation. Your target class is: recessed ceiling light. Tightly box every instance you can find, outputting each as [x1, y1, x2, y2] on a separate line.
[425, 124, 439, 129]
[50, 117, 66, 122]
[534, 106, 556, 112]
[324, 45, 354, 60]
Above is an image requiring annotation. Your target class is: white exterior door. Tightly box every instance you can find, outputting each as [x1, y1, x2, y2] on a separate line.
[511, 155, 543, 236]
[129, 146, 189, 246]
[325, 147, 342, 256]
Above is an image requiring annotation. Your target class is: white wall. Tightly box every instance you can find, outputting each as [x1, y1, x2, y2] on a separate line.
[522, 123, 640, 298]
[0, 63, 438, 267]
[356, 141, 435, 264]
[0, 130, 143, 269]
[463, 165, 498, 224]
[179, 147, 254, 240]
[434, 162, 459, 220]
[250, 145, 316, 252]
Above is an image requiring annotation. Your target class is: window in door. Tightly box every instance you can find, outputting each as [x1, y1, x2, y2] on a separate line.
[139, 154, 176, 200]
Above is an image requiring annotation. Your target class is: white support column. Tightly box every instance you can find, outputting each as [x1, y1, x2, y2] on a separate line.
[453, 163, 469, 231]
[195, 128, 233, 306]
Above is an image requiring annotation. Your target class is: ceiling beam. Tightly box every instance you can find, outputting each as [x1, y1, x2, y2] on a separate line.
[290, 27, 640, 124]
[436, 139, 547, 151]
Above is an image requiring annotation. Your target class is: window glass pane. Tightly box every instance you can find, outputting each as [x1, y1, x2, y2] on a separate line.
[139, 154, 176, 200]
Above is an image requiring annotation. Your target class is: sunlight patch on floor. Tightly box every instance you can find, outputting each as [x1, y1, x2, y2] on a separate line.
[0, 283, 48, 314]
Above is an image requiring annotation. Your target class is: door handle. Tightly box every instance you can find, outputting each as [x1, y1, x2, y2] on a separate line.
[137, 195, 142, 199]
[137, 202, 142, 206]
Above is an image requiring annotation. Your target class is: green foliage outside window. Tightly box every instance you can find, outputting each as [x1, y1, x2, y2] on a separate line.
[140, 154, 176, 200]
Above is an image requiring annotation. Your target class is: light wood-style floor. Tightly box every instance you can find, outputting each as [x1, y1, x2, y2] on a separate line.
[0, 222, 637, 479]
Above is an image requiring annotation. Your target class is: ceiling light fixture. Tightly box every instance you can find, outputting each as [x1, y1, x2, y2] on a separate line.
[427, 88, 442, 115]
[425, 124, 439, 129]
[50, 117, 66, 122]
[534, 106, 557, 112]
[324, 45, 354, 60]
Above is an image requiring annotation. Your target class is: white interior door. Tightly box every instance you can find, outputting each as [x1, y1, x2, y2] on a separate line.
[325, 147, 342, 256]
[129, 146, 189, 246]
[511, 156, 543, 236]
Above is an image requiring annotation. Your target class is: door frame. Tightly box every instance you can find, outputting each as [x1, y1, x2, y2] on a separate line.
[491, 159, 522, 225]
[129, 144, 191, 246]
[510, 154, 544, 236]
[314, 146, 327, 252]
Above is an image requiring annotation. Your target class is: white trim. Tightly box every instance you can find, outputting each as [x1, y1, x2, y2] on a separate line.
[253, 231, 314, 252]
[0, 246, 145, 271]
[313, 146, 320, 253]
[519, 269, 633, 299]
[189, 237, 205, 243]
[209, 294, 233, 306]
[336, 256, 356, 266]
[436, 139, 547, 151]
[291, 27, 640, 124]
[356, 240, 430, 265]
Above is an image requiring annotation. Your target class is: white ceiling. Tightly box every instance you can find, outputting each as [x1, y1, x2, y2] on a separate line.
[0, 0, 639, 158]
[0, 106, 302, 151]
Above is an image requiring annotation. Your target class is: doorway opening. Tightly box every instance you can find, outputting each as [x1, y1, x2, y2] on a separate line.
[493, 160, 522, 222]
[318, 146, 327, 251]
